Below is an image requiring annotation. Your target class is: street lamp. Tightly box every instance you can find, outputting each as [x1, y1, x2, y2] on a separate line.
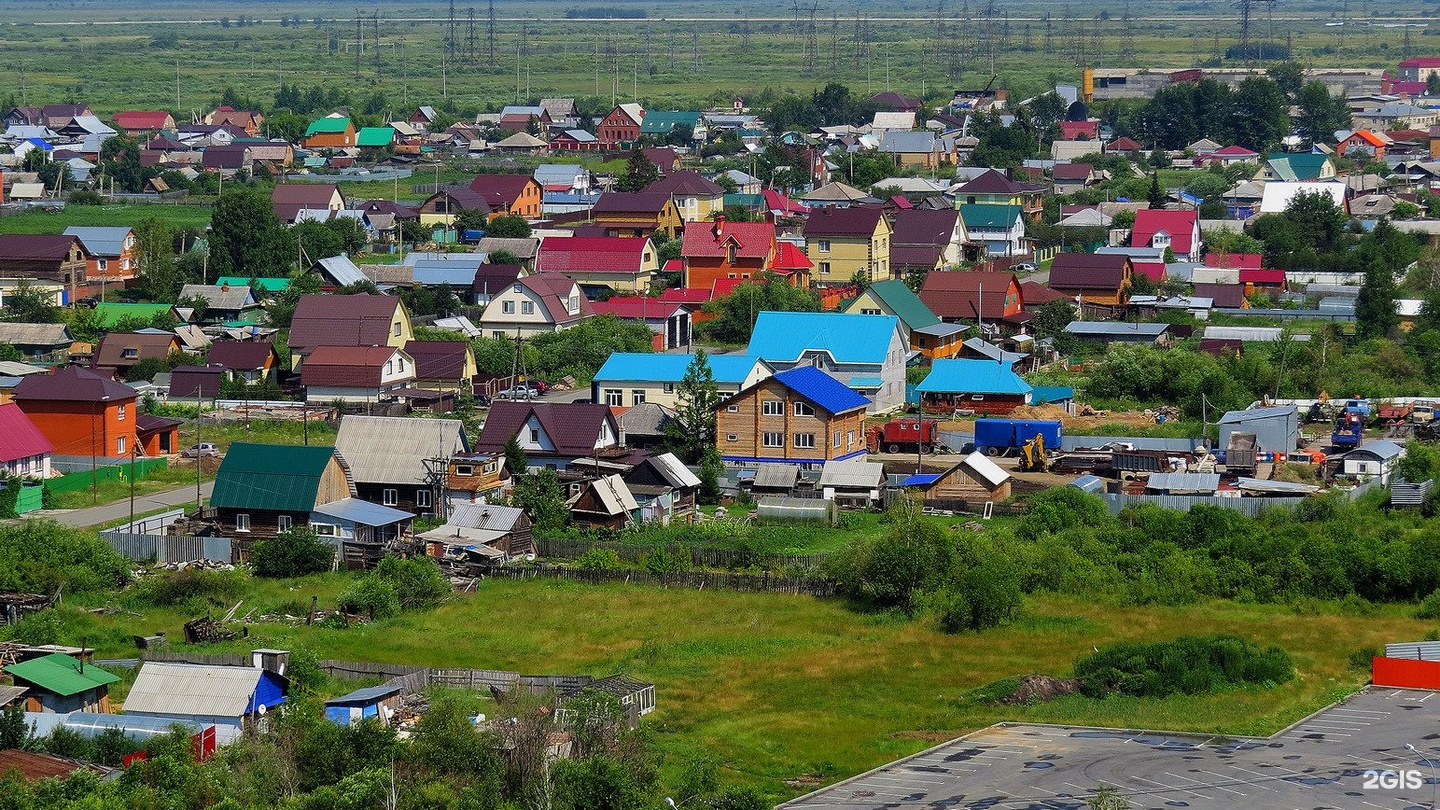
[1406, 742, 1437, 810]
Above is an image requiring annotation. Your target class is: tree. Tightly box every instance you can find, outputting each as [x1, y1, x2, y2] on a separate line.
[1266, 61, 1305, 102]
[400, 219, 431, 246]
[1429, 71, 1440, 97]
[453, 208, 490, 237]
[210, 186, 287, 277]
[1356, 255, 1400, 340]
[1088, 784, 1132, 810]
[830, 497, 954, 615]
[504, 434, 529, 474]
[1295, 81, 1352, 147]
[251, 527, 335, 577]
[617, 148, 659, 192]
[265, 271, 322, 328]
[512, 468, 569, 533]
[700, 274, 821, 343]
[667, 350, 720, 464]
[97, 133, 149, 193]
[1231, 77, 1290, 152]
[485, 215, 533, 239]
[1146, 173, 1165, 210]
[134, 217, 179, 300]
[1, 280, 60, 322]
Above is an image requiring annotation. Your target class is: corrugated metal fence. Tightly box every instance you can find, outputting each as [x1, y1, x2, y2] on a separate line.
[1097, 479, 1380, 516]
[99, 532, 233, 563]
[1384, 641, 1440, 661]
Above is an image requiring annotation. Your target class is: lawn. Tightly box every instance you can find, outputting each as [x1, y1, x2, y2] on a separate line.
[62, 576, 1425, 799]
[0, 205, 214, 234]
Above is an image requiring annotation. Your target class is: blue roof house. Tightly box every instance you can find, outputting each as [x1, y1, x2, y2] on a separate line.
[716, 365, 872, 465]
[591, 352, 773, 409]
[745, 311, 907, 413]
[325, 685, 404, 727]
[914, 359, 1034, 415]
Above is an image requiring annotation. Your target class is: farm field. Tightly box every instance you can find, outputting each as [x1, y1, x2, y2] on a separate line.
[0, 204, 215, 234]
[64, 576, 1425, 798]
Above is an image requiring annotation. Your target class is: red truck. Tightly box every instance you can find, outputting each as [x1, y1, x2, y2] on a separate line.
[866, 418, 940, 454]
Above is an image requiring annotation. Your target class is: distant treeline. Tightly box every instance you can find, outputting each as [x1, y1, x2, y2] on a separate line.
[565, 7, 647, 18]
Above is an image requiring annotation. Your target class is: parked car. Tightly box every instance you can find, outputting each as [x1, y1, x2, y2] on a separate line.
[181, 443, 219, 458]
[494, 386, 537, 401]
[1013, 262, 1038, 272]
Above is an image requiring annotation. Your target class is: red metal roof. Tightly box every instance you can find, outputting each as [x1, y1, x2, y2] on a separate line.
[1130, 209, 1199, 256]
[1205, 252, 1262, 271]
[1020, 280, 1068, 305]
[206, 341, 278, 371]
[1239, 268, 1286, 284]
[301, 346, 407, 388]
[403, 340, 472, 379]
[801, 206, 884, 237]
[590, 297, 688, 320]
[772, 242, 813, 272]
[711, 278, 747, 297]
[658, 287, 713, 304]
[763, 190, 808, 216]
[466, 174, 537, 208]
[680, 220, 774, 260]
[1059, 121, 1098, 139]
[13, 366, 138, 404]
[0, 234, 82, 261]
[537, 236, 649, 274]
[113, 111, 172, 130]
[1047, 253, 1131, 290]
[0, 402, 55, 462]
[1132, 260, 1166, 283]
[475, 401, 617, 457]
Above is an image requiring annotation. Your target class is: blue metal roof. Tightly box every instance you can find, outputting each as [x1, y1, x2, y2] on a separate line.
[900, 473, 941, 486]
[747, 312, 897, 365]
[771, 365, 871, 414]
[593, 353, 767, 385]
[312, 497, 414, 526]
[849, 376, 883, 387]
[412, 265, 482, 286]
[1032, 385, 1074, 404]
[326, 684, 404, 705]
[914, 359, 1033, 396]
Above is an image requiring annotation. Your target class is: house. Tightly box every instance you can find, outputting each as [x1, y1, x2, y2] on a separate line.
[474, 272, 589, 337]
[620, 452, 701, 524]
[957, 205, 1027, 258]
[177, 283, 262, 323]
[1052, 162, 1107, 194]
[536, 235, 659, 295]
[590, 192, 683, 239]
[4, 653, 117, 714]
[467, 174, 543, 220]
[206, 341, 280, 385]
[271, 183, 345, 225]
[614, 402, 678, 450]
[112, 111, 176, 135]
[420, 502, 532, 566]
[902, 451, 1012, 504]
[747, 311, 907, 413]
[0, 234, 89, 301]
[919, 271, 1024, 331]
[1217, 406, 1299, 455]
[802, 206, 893, 285]
[953, 169, 1044, 220]
[597, 104, 646, 148]
[567, 473, 641, 529]
[1256, 153, 1336, 182]
[843, 278, 943, 346]
[716, 365, 871, 466]
[1258, 181, 1348, 215]
[1192, 282, 1249, 309]
[123, 661, 287, 744]
[0, 323, 72, 362]
[62, 226, 137, 288]
[550, 129, 602, 152]
[474, 401, 619, 470]
[534, 164, 591, 195]
[334, 415, 468, 517]
[300, 345, 416, 403]
[592, 353, 773, 409]
[638, 110, 703, 142]
[915, 358, 1033, 415]
[0, 402, 53, 479]
[402, 340, 477, 393]
[1343, 440, 1406, 485]
[206, 106, 264, 135]
[287, 294, 413, 371]
[680, 217, 778, 291]
[407, 105, 438, 130]
[878, 131, 956, 169]
[444, 453, 510, 505]
[325, 685, 404, 727]
[589, 297, 693, 350]
[1058, 120, 1099, 140]
[169, 365, 225, 399]
[210, 442, 356, 541]
[1047, 253, 1134, 307]
[643, 146, 683, 175]
[417, 187, 492, 231]
[891, 208, 969, 268]
[93, 331, 181, 376]
[1130, 209, 1201, 262]
[1201, 144, 1260, 166]
[12, 367, 170, 460]
[303, 116, 357, 149]
[801, 181, 873, 208]
[817, 458, 887, 508]
[1064, 321, 1171, 346]
[645, 171, 725, 223]
[498, 105, 551, 132]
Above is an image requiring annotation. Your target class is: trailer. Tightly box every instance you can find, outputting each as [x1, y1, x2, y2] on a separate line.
[972, 418, 1062, 457]
[1225, 431, 1258, 476]
[865, 417, 940, 454]
[1376, 401, 1413, 424]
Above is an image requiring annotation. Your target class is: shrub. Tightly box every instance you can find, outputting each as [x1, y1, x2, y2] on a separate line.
[251, 528, 334, 578]
[0, 521, 130, 594]
[642, 547, 691, 574]
[371, 556, 449, 611]
[1075, 635, 1294, 698]
[340, 575, 400, 619]
[127, 568, 246, 608]
[1416, 588, 1440, 619]
[1348, 646, 1380, 669]
[577, 548, 624, 571]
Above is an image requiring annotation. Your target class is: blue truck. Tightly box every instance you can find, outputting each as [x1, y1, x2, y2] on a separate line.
[973, 418, 1063, 456]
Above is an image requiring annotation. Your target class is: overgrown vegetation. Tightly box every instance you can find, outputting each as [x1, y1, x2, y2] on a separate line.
[1075, 635, 1295, 697]
[0, 521, 129, 594]
[252, 527, 336, 578]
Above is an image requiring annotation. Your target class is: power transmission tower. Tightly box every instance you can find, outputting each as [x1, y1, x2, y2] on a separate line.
[829, 14, 840, 73]
[741, 15, 751, 52]
[692, 30, 702, 72]
[1090, 13, 1102, 66]
[466, 7, 476, 63]
[1121, 0, 1136, 62]
[519, 20, 528, 57]
[446, 0, 457, 59]
[667, 27, 677, 71]
[487, 0, 496, 66]
[1022, 23, 1032, 52]
[928, 0, 948, 79]
[355, 9, 363, 76]
[1043, 11, 1052, 52]
[803, 4, 819, 73]
[374, 10, 382, 75]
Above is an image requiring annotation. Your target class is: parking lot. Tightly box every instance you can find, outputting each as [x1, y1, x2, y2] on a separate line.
[779, 687, 1440, 810]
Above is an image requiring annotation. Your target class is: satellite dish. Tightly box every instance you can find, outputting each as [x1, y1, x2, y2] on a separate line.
[256, 703, 267, 715]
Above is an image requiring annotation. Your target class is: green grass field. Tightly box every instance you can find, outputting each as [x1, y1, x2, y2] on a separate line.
[61, 576, 1428, 798]
[0, 205, 215, 234]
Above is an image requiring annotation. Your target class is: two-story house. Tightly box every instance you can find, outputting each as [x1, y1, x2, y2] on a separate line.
[288, 294, 414, 371]
[536, 235, 659, 295]
[746, 311, 906, 413]
[591, 352, 773, 408]
[300, 345, 417, 403]
[467, 174, 543, 220]
[842, 278, 942, 346]
[302, 116, 357, 149]
[93, 331, 181, 378]
[0, 235, 89, 303]
[62, 227, 138, 291]
[271, 183, 346, 225]
[953, 169, 1044, 221]
[474, 272, 590, 337]
[402, 340, 478, 393]
[716, 365, 871, 466]
[13, 367, 177, 460]
[206, 341, 280, 385]
[1047, 253, 1134, 307]
[1130, 209, 1202, 262]
[597, 104, 645, 149]
[802, 206, 892, 285]
[644, 171, 725, 223]
[589, 192, 683, 239]
[474, 401, 619, 471]
[957, 205, 1027, 258]
[680, 217, 778, 291]
[890, 208, 969, 270]
[919, 271, 1025, 328]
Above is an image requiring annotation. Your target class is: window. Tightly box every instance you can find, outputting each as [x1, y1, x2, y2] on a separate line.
[793, 402, 815, 417]
[529, 428, 540, 443]
[493, 331, 506, 338]
[393, 322, 401, 337]
[726, 405, 739, 412]
[834, 430, 842, 448]
[663, 383, 675, 394]
[860, 308, 881, 315]
[277, 515, 293, 532]
[818, 262, 831, 275]
[762, 432, 784, 448]
[116, 436, 126, 455]
[846, 430, 855, 447]
[416, 489, 432, 508]
[117, 403, 127, 420]
[514, 283, 523, 293]
[385, 361, 394, 375]
[97, 258, 108, 271]
[397, 358, 405, 372]
[521, 301, 535, 315]
[794, 433, 816, 449]
[605, 389, 624, 406]
[122, 348, 139, 359]
[631, 390, 646, 405]
[817, 239, 831, 252]
[455, 465, 475, 477]
[726, 433, 738, 442]
[383, 488, 398, 506]
[503, 300, 516, 314]
[312, 523, 336, 536]
[761, 400, 783, 416]
[235, 514, 251, 532]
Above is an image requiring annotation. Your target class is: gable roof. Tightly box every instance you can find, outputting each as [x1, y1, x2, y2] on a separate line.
[747, 311, 899, 365]
[1020, 280, 1069, 305]
[305, 116, 353, 136]
[61, 226, 131, 257]
[301, 345, 410, 387]
[0, 234, 82, 261]
[123, 661, 267, 717]
[861, 279, 942, 329]
[801, 182, 871, 204]
[645, 170, 724, 196]
[681, 219, 775, 259]
[289, 294, 404, 353]
[179, 283, 257, 310]
[467, 174, 537, 208]
[356, 126, 395, 147]
[537, 236, 649, 274]
[515, 273, 589, 324]
[956, 169, 1024, 195]
[475, 401, 616, 456]
[915, 358, 1033, 395]
[957, 204, 1023, 230]
[205, 341, 278, 372]
[169, 365, 224, 398]
[0, 403, 54, 462]
[13, 366, 137, 403]
[335, 414, 469, 485]
[0, 322, 72, 347]
[1130, 209, 1199, 255]
[403, 340, 474, 379]
[590, 298, 688, 319]
[767, 365, 870, 414]
[1264, 152, 1330, 181]
[210, 442, 345, 512]
[801, 206, 885, 237]
[1192, 283, 1247, 308]
[94, 331, 179, 368]
[891, 209, 959, 246]
[920, 271, 1021, 320]
[1047, 253, 1131, 290]
[5, 653, 118, 696]
[594, 352, 768, 385]
[592, 192, 672, 216]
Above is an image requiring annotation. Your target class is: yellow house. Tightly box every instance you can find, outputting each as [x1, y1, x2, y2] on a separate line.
[802, 207, 893, 284]
[590, 192, 684, 239]
[287, 294, 415, 372]
[646, 171, 726, 223]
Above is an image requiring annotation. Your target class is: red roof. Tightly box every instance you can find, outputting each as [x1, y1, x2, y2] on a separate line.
[1130, 209, 1199, 256]
[403, 340, 473, 379]
[1108, 136, 1143, 151]
[662, 259, 683, 273]
[1020, 280, 1068, 305]
[1205, 252, 1262, 271]
[0, 402, 55, 462]
[518, 273, 591, 324]
[1239, 268, 1286, 284]
[1400, 58, 1440, 67]
[659, 287, 714, 304]
[1059, 121, 1098, 140]
[711, 278, 747, 297]
[474, 401, 617, 457]
[0, 234, 83, 262]
[589, 297, 688, 320]
[113, 111, 173, 131]
[207, 341, 277, 372]
[680, 220, 775, 260]
[13, 366, 138, 404]
[919, 271, 1021, 320]
[772, 241, 813, 272]
[1048, 253, 1131, 290]
[301, 346, 407, 388]
[1193, 283, 1247, 308]
[801, 206, 884, 238]
[289, 294, 404, 354]
[1132, 260, 1166, 283]
[645, 171, 725, 197]
[466, 174, 537, 209]
[955, 169, 1024, 195]
[1052, 163, 1094, 181]
[592, 192, 672, 216]
[1389, 81, 1429, 96]
[271, 183, 341, 223]
[763, 190, 808, 216]
[1208, 145, 1259, 157]
[537, 236, 649, 274]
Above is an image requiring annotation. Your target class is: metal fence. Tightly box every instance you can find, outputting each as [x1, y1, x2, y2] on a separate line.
[107, 509, 186, 535]
[1384, 641, 1440, 661]
[99, 532, 233, 563]
[1097, 479, 1379, 516]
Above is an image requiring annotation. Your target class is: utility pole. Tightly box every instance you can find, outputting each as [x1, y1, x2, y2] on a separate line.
[487, 0, 497, 66]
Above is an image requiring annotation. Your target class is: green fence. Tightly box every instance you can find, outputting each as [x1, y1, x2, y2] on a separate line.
[46, 458, 170, 495]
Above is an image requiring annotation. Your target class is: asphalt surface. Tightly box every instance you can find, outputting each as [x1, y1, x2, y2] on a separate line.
[25, 481, 215, 529]
[779, 687, 1440, 810]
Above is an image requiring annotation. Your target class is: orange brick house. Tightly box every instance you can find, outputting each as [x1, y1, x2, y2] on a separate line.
[12, 367, 179, 460]
[467, 174, 543, 220]
[597, 104, 645, 149]
[62, 227, 139, 290]
[680, 217, 777, 291]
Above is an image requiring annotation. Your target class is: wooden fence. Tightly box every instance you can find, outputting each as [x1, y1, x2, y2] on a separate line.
[533, 536, 829, 571]
[490, 565, 840, 596]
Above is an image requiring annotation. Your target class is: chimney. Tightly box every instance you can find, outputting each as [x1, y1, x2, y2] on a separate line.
[712, 214, 725, 238]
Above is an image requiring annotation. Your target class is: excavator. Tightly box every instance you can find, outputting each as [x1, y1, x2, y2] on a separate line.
[1019, 433, 1049, 472]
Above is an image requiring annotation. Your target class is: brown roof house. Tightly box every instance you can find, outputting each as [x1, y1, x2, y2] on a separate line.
[590, 192, 683, 239]
[300, 345, 417, 403]
[402, 340, 478, 393]
[206, 341, 281, 385]
[93, 331, 182, 377]
[466, 174, 542, 220]
[644, 171, 726, 223]
[474, 272, 590, 338]
[287, 294, 414, 371]
[802, 206, 893, 285]
[0, 234, 89, 302]
[1046, 253, 1134, 308]
[475, 401, 619, 471]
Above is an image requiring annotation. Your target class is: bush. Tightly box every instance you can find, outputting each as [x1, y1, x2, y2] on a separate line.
[577, 548, 624, 571]
[127, 568, 246, 609]
[1416, 588, 1440, 619]
[1348, 646, 1381, 669]
[371, 556, 449, 611]
[251, 528, 335, 578]
[1074, 635, 1294, 698]
[641, 547, 691, 574]
[0, 521, 129, 594]
[340, 575, 400, 619]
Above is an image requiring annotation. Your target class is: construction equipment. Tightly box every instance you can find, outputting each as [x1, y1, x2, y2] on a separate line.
[1376, 401, 1413, 425]
[1412, 401, 1435, 424]
[1225, 431, 1259, 476]
[1018, 433, 1049, 472]
[1331, 411, 1365, 449]
[865, 417, 939, 454]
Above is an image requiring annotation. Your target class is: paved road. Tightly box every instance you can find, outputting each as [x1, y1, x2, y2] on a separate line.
[780, 687, 1440, 810]
[26, 481, 214, 529]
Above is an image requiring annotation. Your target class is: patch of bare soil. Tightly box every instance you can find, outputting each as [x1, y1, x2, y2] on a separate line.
[1002, 674, 1084, 705]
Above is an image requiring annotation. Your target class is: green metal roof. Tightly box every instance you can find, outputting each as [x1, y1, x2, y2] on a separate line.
[957, 204, 1023, 230]
[210, 442, 340, 512]
[93, 302, 173, 328]
[5, 653, 119, 696]
[215, 276, 291, 293]
[723, 193, 765, 208]
[861, 279, 941, 330]
[1265, 153, 1330, 182]
[639, 111, 701, 135]
[356, 126, 395, 147]
[305, 117, 352, 136]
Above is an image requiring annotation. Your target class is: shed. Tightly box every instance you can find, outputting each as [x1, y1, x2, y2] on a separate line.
[1216, 406, 1299, 454]
[1343, 440, 1406, 484]
[4, 653, 118, 714]
[324, 684, 404, 726]
[122, 661, 288, 743]
[907, 451, 1012, 503]
[751, 463, 800, 495]
[817, 458, 886, 508]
